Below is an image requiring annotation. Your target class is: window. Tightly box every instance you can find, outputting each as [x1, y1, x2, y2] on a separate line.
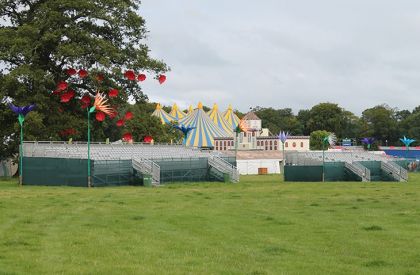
[274, 146, 277, 150]
[301, 142, 304, 148]
[274, 141, 278, 146]
[257, 141, 260, 146]
[285, 142, 288, 148]
[292, 142, 296, 148]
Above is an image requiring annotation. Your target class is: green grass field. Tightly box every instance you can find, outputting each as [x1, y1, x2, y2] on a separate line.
[1, 175, 420, 274]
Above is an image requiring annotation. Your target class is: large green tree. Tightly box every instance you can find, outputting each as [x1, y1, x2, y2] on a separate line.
[253, 107, 302, 135]
[361, 105, 399, 145]
[0, 0, 167, 159]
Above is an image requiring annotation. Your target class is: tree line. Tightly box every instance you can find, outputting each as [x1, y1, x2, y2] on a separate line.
[251, 103, 419, 147]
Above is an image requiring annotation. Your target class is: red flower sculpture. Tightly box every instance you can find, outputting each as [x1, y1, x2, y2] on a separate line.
[138, 74, 146, 81]
[116, 119, 125, 127]
[57, 81, 68, 91]
[66, 68, 77, 76]
[60, 91, 75, 103]
[122, 132, 133, 142]
[109, 88, 119, 98]
[144, 136, 153, 143]
[78, 69, 88, 78]
[95, 112, 106, 122]
[81, 95, 91, 104]
[124, 70, 136, 81]
[124, 111, 133, 120]
[108, 110, 118, 119]
[158, 74, 166, 84]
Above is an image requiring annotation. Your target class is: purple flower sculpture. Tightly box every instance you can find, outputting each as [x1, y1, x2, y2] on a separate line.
[278, 131, 289, 144]
[8, 102, 36, 186]
[361, 137, 375, 150]
[9, 103, 36, 125]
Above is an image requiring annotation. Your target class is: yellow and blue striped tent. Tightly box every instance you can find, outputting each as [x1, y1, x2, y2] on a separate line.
[187, 105, 194, 114]
[208, 104, 233, 133]
[178, 102, 230, 147]
[223, 104, 241, 129]
[169, 103, 186, 121]
[152, 103, 176, 124]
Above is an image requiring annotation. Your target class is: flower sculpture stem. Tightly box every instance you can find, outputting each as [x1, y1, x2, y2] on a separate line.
[86, 93, 113, 188]
[87, 108, 92, 188]
[278, 131, 289, 178]
[19, 115, 24, 185]
[8, 103, 36, 186]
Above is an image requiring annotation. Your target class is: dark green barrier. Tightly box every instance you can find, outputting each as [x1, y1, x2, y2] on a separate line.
[93, 160, 132, 187]
[156, 158, 210, 183]
[284, 165, 323, 181]
[23, 157, 88, 187]
[285, 163, 362, 182]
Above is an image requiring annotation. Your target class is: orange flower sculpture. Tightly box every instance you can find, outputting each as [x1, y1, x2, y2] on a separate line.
[90, 93, 113, 115]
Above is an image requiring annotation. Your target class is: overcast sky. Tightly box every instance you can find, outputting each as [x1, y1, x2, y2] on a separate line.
[138, 0, 420, 114]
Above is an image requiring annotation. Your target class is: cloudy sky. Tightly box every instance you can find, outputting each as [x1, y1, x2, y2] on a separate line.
[139, 0, 420, 114]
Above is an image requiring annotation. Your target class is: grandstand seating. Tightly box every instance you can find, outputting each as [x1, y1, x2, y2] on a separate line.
[23, 141, 237, 185]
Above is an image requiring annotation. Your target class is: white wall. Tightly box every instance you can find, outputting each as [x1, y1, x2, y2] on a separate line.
[279, 138, 310, 151]
[237, 159, 281, 175]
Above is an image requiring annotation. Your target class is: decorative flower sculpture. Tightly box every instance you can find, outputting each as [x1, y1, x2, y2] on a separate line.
[173, 124, 196, 145]
[323, 133, 337, 147]
[144, 135, 153, 143]
[138, 74, 146, 81]
[400, 136, 415, 150]
[361, 137, 375, 150]
[278, 131, 289, 144]
[277, 131, 290, 176]
[8, 103, 36, 185]
[321, 133, 336, 182]
[158, 74, 166, 84]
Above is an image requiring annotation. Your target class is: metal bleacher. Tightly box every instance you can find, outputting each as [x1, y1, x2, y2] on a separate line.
[23, 141, 239, 184]
[285, 151, 408, 182]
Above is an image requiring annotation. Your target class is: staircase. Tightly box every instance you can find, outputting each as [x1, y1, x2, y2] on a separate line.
[345, 162, 371, 182]
[132, 158, 161, 185]
[381, 161, 408, 182]
[208, 156, 240, 183]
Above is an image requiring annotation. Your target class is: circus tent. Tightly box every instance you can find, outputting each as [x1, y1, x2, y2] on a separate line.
[187, 105, 194, 114]
[223, 104, 241, 129]
[152, 103, 175, 124]
[178, 102, 230, 147]
[207, 104, 233, 133]
[169, 103, 186, 121]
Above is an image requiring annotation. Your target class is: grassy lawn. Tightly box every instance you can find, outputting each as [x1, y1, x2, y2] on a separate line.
[1, 175, 420, 274]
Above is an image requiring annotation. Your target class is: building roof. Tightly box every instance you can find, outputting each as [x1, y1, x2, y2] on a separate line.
[178, 102, 231, 147]
[224, 150, 283, 160]
[242, 112, 260, 121]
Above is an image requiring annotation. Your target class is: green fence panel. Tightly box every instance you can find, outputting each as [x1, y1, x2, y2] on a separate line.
[93, 159, 133, 187]
[156, 158, 211, 183]
[284, 165, 323, 182]
[23, 157, 88, 187]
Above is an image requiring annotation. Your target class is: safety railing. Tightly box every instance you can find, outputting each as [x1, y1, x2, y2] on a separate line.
[132, 158, 161, 185]
[344, 162, 371, 182]
[208, 156, 239, 183]
[381, 161, 407, 182]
